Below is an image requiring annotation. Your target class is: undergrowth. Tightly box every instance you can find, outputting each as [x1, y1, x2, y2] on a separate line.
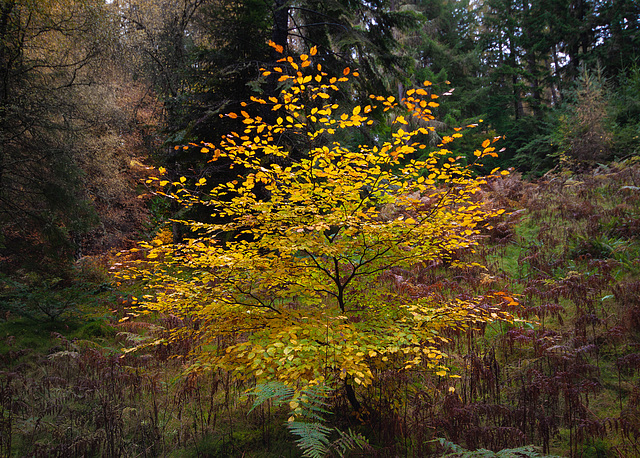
[1, 161, 640, 456]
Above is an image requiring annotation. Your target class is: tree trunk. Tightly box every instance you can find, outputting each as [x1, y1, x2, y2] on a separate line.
[271, 0, 288, 55]
[344, 380, 362, 412]
[506, 0, 524, 120]
[0, 1, 15, 195]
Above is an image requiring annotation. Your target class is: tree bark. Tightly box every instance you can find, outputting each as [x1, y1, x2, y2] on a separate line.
[344, 380, 362, 412]
[272, 0, 288, 55]
[0, 1, 15, 196]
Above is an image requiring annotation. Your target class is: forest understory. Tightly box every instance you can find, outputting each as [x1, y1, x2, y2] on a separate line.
[1, 0, 640, 457]
[2, 161, 640, 457]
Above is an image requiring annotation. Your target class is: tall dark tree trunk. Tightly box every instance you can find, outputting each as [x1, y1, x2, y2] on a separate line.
[344, 380, 362, 412]
[0, 1, 13, 103]
[271, 0, 288, 55]
[506, 0, 524, 119]
[0, 1, 15, 197]
[566, 0, 591, 79]
[546, 57, 559, 106]
[552, 44, 563, 101]
[522, 0, 543, 116]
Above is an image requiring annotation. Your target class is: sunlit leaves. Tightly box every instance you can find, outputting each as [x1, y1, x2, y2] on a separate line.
[124, 49, 513, 396]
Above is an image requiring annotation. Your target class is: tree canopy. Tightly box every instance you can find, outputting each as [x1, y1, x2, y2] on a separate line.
[120, 45, 515, 413]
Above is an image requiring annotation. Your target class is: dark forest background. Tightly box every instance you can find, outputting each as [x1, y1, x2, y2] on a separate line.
[0, 0, 638, 272]
[2, 2, 640, 457]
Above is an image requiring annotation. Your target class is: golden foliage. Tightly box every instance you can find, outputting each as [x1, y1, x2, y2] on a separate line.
[119, 45, 513, 402]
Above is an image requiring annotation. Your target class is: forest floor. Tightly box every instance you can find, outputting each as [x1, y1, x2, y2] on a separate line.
[1, 160, 640, 457]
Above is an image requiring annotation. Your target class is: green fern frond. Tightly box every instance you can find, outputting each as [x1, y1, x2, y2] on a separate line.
[248, 381, 368, 457]
[296, 384, 331, 421]
[288, 421, 332, 458]
[438, 438, 565, 457]
[248, 381, 294, 412]
[331, 428, 369, 457]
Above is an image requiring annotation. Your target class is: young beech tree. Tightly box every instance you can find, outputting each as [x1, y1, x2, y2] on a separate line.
[122, 43, 515, 414]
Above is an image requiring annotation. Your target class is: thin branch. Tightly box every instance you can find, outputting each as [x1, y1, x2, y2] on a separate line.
[234, 284, 282, 315]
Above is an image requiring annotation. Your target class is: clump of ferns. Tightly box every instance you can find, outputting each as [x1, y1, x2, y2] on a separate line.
[437, 307, 604, 453]
[9, 332, 191, 457]
[613, 280, 640, 337]
[615, 383, 640, 455]
[248, 381, 370, 458]
[437, 437, 565, 457]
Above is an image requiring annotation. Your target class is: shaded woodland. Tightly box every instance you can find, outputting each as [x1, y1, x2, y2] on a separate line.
[1, 1, 640, 456]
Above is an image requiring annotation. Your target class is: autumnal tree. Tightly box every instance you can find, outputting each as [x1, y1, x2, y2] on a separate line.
[123, 43, 514, 413]
[0, 0, 121, 269]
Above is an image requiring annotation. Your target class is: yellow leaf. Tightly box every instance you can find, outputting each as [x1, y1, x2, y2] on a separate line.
[123, 57, 511, 400]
